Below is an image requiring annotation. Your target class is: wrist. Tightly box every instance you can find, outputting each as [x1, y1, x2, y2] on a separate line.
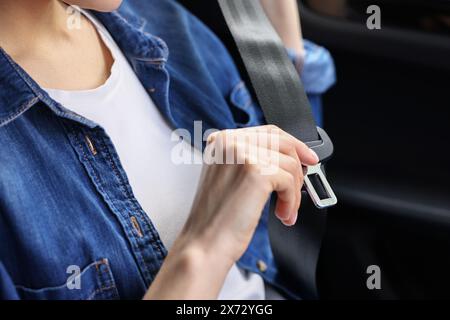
[293, 48, 306, 73]
[171, 237, 235, 277]
[287, 47, 306, 74]
[145, 239, 233, 300]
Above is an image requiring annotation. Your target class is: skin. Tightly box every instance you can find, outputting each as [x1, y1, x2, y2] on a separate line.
[260, 0, 306, 58]
[0, 0, 317, 300]
[0, 0, 116, 90]
[145, 126, 319, 299]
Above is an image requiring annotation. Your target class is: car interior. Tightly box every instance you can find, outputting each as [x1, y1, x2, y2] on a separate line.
[178, 0, 450, 299]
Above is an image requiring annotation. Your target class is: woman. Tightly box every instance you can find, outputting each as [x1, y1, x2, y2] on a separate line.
[0, 0, 335, 299]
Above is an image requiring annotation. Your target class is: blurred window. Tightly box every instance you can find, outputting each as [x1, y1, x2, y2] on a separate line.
[304, 0, 450, 35]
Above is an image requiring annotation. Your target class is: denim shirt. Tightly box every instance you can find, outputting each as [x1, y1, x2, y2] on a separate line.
[0, 0, 335, 300]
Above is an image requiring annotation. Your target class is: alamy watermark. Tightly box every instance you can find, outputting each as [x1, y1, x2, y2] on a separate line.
[367, 5, 382, 30]
[366, 265, 382, 290]
[66, 265, 81, 290]
[171, 122, 281, 176]
[66, 5, 82, 30]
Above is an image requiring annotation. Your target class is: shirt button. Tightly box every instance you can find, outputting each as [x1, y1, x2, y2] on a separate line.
[256, 260, 268, 273]
[84, 134, 97, 156]
[130, 216, 144, 238]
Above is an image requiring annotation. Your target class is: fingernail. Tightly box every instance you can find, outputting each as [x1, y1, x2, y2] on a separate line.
[282, 220, 293, 227]
[282, 218, 296, 227]
[309, 148, 319, 163]
[291, 213, 298, 225]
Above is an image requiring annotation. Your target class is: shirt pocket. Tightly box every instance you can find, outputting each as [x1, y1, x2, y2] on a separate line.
[228, 81, 262, 127]
[14, 259, 120, 300]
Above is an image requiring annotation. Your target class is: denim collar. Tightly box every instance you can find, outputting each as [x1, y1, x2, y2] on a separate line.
[0, 9, 169, 128]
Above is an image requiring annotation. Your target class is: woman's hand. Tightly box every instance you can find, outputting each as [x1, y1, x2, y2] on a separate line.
[145, 125, 318, 300]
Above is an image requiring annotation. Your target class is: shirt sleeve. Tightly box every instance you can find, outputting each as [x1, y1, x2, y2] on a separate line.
[287, 39, 336, 95]
[286, 39, 336, 127]
[0, 261, 20, 300]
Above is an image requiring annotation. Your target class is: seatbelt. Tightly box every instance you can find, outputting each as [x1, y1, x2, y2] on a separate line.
[218, 0, 337, 298]
[218, 0, 337, 209]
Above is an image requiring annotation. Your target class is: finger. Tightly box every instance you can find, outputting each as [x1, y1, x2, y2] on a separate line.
[266, 150, 302, 226]
[228, 140, 302, 226]
[265, 125, 319, 166]
[221, 126, 320, 166]
[276, 147, 302, 225]
[253, 149, 304, 226]
[281, 211, 299, 226]
[238, 143, 298, 220]
[268, 167, 298, 224]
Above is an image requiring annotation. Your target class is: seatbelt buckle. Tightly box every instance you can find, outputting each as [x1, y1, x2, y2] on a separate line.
[304, 163, 337, 209]
[304, 128, 338, 209]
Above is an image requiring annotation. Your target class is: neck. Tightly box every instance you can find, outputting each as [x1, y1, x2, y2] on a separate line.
[0, 1, 71, 56]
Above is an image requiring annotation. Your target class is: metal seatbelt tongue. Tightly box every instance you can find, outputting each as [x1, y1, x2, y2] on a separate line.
[218, 0, 337, 209]
[304, 128, 338, 209]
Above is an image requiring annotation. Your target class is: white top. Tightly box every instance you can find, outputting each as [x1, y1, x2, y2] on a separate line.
[45, 9, 268, 300]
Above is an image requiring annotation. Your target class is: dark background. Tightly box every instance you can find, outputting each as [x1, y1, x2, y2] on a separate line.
[301, 0, 450, 299]
[178, 0, 450, 299]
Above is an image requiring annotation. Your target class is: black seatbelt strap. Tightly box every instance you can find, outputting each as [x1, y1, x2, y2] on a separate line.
[218, 0, 337, 208]
[218, 0, 337, 298]
[219, 0, 317, 142]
